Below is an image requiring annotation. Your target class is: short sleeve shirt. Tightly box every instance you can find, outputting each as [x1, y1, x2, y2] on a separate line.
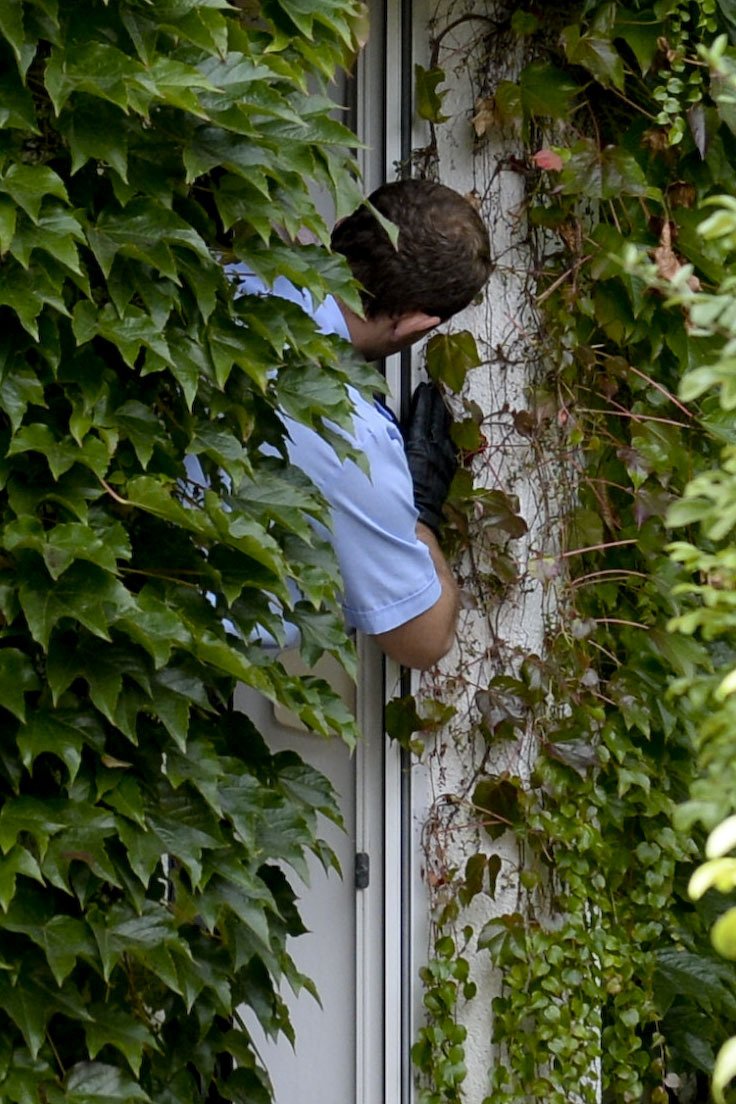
[227, 263, 441, 635]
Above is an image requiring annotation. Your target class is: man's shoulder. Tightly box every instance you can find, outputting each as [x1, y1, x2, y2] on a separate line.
[286, 390, 403, 468]
[225, 261, 350, 341]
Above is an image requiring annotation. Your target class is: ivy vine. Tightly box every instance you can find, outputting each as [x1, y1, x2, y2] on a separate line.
[408, 3, 736, 1102]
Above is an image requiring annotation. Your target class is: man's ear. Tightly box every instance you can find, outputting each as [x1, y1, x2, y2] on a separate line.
[392, 311, 441, 345]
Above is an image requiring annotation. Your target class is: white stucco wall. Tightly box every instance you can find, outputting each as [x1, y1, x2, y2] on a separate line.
[410, 3, 559, 1099]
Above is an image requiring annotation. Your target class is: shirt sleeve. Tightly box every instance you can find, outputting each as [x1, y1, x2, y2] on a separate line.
[284, 396, 441, 635]
[225, 260, 440, 635]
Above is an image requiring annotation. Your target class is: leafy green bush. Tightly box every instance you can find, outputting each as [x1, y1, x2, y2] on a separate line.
[0, 1, 371, 1100]
[644, 39, 736, 1104]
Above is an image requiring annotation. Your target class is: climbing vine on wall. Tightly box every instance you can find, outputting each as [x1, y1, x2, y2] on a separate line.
[409, 3, 736, 1103]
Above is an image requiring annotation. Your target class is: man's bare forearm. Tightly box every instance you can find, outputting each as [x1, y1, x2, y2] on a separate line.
[415, 521, 460, 651]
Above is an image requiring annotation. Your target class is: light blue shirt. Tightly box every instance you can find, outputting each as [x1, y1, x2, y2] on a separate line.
[224, 264, 441, 635]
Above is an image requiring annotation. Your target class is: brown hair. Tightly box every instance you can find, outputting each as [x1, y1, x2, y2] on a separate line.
[330, 179, 491, 321]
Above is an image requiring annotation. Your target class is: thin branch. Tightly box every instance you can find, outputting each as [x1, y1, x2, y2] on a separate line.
[586, 638, 624, 667]
[100, 478, 132, 506]
[120, 567, 202, 589]
[574, 404, 689, 430]
[559, 538, 638, 559]
[579, 474, 635, 494]
[594, 617, 649, 629]
[573, 576, 646, 589]
[536, 257, 591, 305]
[608, 200, 622, 235]
[572, 568, 648, 585]
[625, 362, 694, 419]
[591, 690, 621, 709]
[46, 1030, 66, 1077]
[606, 84, 658, 121]
[429, 13, 502, 66]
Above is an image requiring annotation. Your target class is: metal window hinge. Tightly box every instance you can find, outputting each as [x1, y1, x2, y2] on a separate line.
[355, 852, 370, 890]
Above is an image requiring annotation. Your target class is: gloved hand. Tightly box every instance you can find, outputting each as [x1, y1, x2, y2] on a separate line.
[402, 382, 458, 535]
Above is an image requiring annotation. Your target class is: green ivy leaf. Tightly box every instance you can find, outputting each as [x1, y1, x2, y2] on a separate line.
[98, 773, 146, 829]
[472, 777, 522, 841]
[84, 1006, 159, 1075]
[10, 206, 84, 273]
[39, 916, 97, 986]
[228, 463, 325, 543]
[511, 10, 539, 35]
[655, 946, 736, 1016]
[115, 819, 164, 888]
[0, 846, 44, 911]
[0, 258, 66, 339]
[458, 852, 501, 905]
[166, 331, 210, 408]
[44, 42, 150, 115]
[0, 972, 51, 1059]
[18, 562, 135, 649]
[17, 709, 89, 781]
[86, 198, 210, 280]
[519, 61, 580, 118]
[110, 401, 165, 470]
[0, 163, 69, 223]
[716, 0, 736, 49]
[415, 64, 450, 123]
[0, 647, 39, 722]
[614, 8, 661, 73]
[0, 0, 35, 76]
[0, 60, 38, 130]
[183, 126, 276, 184]
[7, 424, 109, 480]
[425, 331, 481, 393]
[493, 80, 523, 126]
[49, 519, 129, 579]
[64, 1062, 151, 1103]
[58, 99, 129, 179]
[561, 24, 625, 90]
[167, 5, 228, 55]
[0, 363, 46, 433]
[385, 693, 454, 753]
[0, 905, 95, 986]
[146, 682, 192, 750]
[41, 807, 120, 891]
[0, 796, 66, 857]
[560, 139, 660, 201]
[115, 589, 193, 669]
[0, 194, 17, 255]
[4, 517, 129, 581]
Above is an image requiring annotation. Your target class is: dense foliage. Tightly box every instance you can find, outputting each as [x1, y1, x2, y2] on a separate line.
[410, 2, 736, 1102]
[0, 1, 372, 1100]
[649, 41, 736, 1102]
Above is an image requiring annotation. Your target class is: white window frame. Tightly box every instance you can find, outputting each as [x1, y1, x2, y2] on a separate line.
[353, 2, 431, 1099]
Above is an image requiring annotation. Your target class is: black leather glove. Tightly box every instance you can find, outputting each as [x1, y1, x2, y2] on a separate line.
[402, 382, 458, 535]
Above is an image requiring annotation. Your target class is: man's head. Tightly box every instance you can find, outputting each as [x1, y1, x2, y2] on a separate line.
[331, 179, 491, 347]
